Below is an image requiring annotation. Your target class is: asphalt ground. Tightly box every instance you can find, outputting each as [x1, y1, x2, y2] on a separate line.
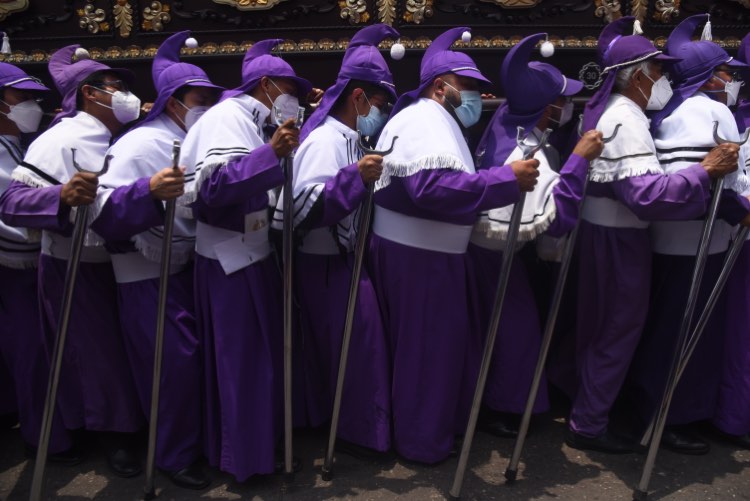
[2, 406, 748, 501]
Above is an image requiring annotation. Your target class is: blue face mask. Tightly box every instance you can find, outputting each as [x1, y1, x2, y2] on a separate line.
[444, 82, 482, 128]
[356, 93, 388, 138]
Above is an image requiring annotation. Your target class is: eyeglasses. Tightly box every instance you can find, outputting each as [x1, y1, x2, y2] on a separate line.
[88, 79, 128, 92]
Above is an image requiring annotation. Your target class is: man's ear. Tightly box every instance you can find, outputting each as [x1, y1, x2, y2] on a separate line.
[434, 77, 446, 99]
[80, 85, 97, 103]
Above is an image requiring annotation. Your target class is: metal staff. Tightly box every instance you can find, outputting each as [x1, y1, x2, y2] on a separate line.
[505, 122, 621, 483]
[321, 133, 398, 482]
[450, 126, 551, 500]
[634, 122, 749, 501]
[30, 150, 112, 501]
[144, 139, 181, 500]
[282, 108, 305, 482]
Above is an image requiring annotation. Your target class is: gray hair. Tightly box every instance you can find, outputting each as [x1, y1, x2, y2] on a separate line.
[614, 60, 652, 92]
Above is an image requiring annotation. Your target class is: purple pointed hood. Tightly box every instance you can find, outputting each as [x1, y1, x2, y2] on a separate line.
[735, 32, 750, 131]
[391, 27, 491, 116]
[581, 20, 680, 132]
[0, 62, 49, 92]
[476, 33, 583, 168]
[232, 39, 312, 97]
[140, 31, 224, 126]
[47, 44, 134, 125]
[651, 14, 747, 129]
[300, 23, 400, 141]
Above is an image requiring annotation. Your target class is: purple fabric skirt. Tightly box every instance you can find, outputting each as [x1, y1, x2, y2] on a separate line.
[194, 254, 282, 481]
[294, 251, 391, 451]
[38, 255, 143, 432]
[117, 265, 202, 471]
[713, 241, 750, 435]
[368, 234, 477, 464]
[467, 243, 549, 414]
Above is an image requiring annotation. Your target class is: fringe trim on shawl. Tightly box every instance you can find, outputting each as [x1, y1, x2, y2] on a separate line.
[588, 164, 662, 183]
[83, 190, 112, 247]
[375, 154, 472, 192]
[178, 160, 228, 207]
[133, 236, 194, 266]
[11, 170, 51, 189]
[474, 204, 557, 243]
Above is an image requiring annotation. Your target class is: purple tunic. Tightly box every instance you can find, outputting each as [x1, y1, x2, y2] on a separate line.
[369, 165, 520, 464]
[294, 163, 391, 451]
[564, 165, 710, 437]
[192, 143, 285, 481]
[471, 153, 589, 415]
[90, 178, 203, 471]
[0, 181, 143, 433]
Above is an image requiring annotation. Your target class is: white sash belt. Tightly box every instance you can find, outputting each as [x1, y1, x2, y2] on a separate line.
[195, 210, 271, 274]
[581, 196, 649, 229]
[650, 220, 731, 256]
[299, 227, 340, 255]
[110, 252, 186, 284]
[373, 206, 473, 254]
[41, 231, 110, 263]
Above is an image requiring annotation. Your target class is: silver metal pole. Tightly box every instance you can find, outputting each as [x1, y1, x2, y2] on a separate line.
[450, 127, 551, 500]
[30, 151, 112, 501]
[144, 140, 181, 500]
[282, 153, 295, 482]
[321, 134, 398, 481]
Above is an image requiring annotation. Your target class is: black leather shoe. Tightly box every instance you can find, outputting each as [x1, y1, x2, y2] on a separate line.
[479, 417, 520, 439]
[661, 427, 709, 455]
[273, 455, 302, 474]
[25, 444, 86, 466]
[335, 439, 395, 461]
[161, 463, 210, 490]
[565, 430, 634, 454]
[107, 448, 142, 478]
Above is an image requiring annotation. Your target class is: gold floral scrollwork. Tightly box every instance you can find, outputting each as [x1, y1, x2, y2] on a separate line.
[630, 0, 647, 24]
[653, 0, 680, 23]
[142, 2, 171, 31]
[212, 0, 288, 11]
[78, 1, 109, 34]
[594, 0, 621, 23]
[0, 0, 29, 22]
[114, 0, 134, 37]
[478, 0, 542, 7]
[377, 0, 396, 25]
[338, 0, 369, 24]
[404, 0, 433, 24]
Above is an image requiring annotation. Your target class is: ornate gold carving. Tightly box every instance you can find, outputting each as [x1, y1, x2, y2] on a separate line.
[377, 0, 396, 25]
[0, 0, 28, 22]
[78, 1, 109, 34]
[212, 0, 289, 11]
[114, 0, 133, 38]
[338, 0, 369, 24]
[477, 0, 542, 7]
[404, 0, 433, 24]
[594, 0, 621, 23]
[653, 0, 680, 23]
[630, 0, 647, 23]
[142, 2, 171, 31]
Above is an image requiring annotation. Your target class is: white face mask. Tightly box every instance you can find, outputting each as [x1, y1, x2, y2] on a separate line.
[265, 79, 303, 126]
[1, 98, 43, 133]
[638, 72, 673, 111]
[175, 100, 209, 131]
[708, 75, 742, 107]
[549, 100, 574, 127]
[95, 88, 142, 124]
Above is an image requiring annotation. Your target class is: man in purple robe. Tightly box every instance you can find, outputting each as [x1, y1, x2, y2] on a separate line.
[178, 39, 310, 481]
[629, 14, 750, 455]
[469, 33, 604, 438]
[566, 17, 740, 454]
[711, 32, 750, 450]
[89, 31, 223, 489]
[367, 26, 540, 464]
[272, 24, 397, 454]
[0, 46, 144, 475]
[0, 61, 79, 462]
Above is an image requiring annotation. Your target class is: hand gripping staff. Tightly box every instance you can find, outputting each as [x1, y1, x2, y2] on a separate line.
[505, 120, 621, 484]
[321, 132, 398, 482]
[449, 126, 551, 500]
[30, 150, 112, 501]
[144, 140, 181, 500]
[634, 122, 750, 501]
[281, 107, 305, 484]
